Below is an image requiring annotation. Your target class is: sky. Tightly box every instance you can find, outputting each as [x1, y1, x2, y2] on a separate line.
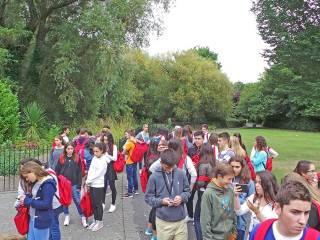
[146, 0, 269, 83]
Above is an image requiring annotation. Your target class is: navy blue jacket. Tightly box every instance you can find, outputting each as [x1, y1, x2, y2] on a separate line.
[24, 178, 56, 229]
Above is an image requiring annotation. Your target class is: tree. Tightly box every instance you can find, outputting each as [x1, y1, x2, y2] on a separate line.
[166, 50, 232, 123]
[251, 0, 320, 130]
[0, 0, 173, 122]
[193, 46, 222, 69]
[0, 80, 20, 143]
[235, 82, 265, 123]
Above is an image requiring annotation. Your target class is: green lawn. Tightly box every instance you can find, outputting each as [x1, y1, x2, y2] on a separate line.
[214, 128, 320, 180]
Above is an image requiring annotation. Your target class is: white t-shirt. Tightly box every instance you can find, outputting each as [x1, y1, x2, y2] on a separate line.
[272, 221, 303, 240]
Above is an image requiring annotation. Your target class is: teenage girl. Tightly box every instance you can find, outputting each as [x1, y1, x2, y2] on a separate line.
[230, 156, 255, 240]
[20, 161, 56, 240]
[234, 171, 278, 234]
[55, 142, 86, 227]
[194, 143, 216, 240]
[102, 132, 118, 213]
[85, 142, 109, 232]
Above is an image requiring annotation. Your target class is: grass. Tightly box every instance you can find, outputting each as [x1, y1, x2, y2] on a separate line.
[214, 128, 320, 180]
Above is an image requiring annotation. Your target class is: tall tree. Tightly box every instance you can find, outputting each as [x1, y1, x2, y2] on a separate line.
[0, 0, 173, 121]
[251, 0, 320, 129]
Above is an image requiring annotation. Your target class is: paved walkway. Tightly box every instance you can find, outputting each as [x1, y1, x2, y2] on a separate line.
[0, 173, 196, 240]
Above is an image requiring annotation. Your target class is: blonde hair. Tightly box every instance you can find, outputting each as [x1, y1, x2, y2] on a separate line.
[230, 136, 245, 157]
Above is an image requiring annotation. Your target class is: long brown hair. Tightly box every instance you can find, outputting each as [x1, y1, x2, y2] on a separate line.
[199, 143, 215, 168]
[62, 142, 78, 163]
[254, 171, 278, 204]
[229, 156, 251, 184]
[20, 161, 49, 179]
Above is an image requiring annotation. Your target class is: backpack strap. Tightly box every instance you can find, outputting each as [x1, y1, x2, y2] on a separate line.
[305, 227, 320, 239]
[254, 219, 277, 240]
[177, 153, 187, 169]
[46, 171, 60, 201]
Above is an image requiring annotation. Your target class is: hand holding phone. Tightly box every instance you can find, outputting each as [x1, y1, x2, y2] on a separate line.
[235, 184, 249, 193]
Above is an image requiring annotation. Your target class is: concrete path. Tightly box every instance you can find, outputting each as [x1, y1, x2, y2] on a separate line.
[0, 173, 196, 240]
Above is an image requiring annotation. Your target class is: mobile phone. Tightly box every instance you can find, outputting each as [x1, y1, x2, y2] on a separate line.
[236, 184, 249, 193]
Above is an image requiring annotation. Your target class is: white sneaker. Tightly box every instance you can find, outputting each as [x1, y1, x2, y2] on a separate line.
[102, 203, 105, 210]
[64, 215, 70, 226]
[91, 220, 103, 232]
[108, 204, 116, 213]
[185, 216, 194, 222]
[87, 221, 96, 230]
[81, 216, 88, 228]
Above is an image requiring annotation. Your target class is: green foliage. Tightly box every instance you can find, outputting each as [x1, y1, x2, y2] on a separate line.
[45, 124, 62, 144]
[21, 102, 47, 141]
[0, 80, 20, 143]
[244, 0, 320, 130]
[128, 49, 233, 123]
[193, 46, 222, 69]
[235, 83, 265, 123]
[225, 117, 246, 128]
[0, 0, 173, 122]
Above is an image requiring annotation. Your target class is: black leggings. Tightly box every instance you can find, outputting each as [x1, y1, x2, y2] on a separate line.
[186, 188, 196, 218]
[148, 207, 156, 231]
[103, 178, 117, 205]
[90, 187, 104, 221]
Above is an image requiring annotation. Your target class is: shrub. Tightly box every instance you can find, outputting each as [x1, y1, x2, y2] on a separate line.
[226, 117, 246, 128]
[264, 117, 320, 131]
[0, 80, 20, 143]
[21, 102, 47, 141]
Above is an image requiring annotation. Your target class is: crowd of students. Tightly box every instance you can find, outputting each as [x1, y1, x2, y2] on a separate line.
[13, 124, 320, 240]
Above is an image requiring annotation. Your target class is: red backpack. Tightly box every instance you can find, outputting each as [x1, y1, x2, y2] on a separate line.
[265, 147, 273, 171]
[244, 155, 256, 180]
[75, 137, 87, 151]
[77, 149, 87, 177]
[131, 143, 148, 163]
[254, 218, 320, 240]
[113, 152, 126, 173]
[47, 169, 72, 206]
[140, 167, 149, 193]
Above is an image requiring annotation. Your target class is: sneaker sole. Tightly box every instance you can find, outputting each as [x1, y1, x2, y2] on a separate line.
[91, 226, 103, 232]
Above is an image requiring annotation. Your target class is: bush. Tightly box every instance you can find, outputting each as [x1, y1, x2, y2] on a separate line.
[264, 117, 320, 131]
[226, 117, 246, 128]
[0, 80, 20, 143]
[21, 102, 47, 141]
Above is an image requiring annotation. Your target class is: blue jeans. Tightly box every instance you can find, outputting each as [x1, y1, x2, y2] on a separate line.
[237, 229, 245, 240]
[194, 190, 204, 240]
[50, 206, 62, 240]
[63, 185, 83, 217]
[126, 163, 138, 193]
[28, 217, 50, 240]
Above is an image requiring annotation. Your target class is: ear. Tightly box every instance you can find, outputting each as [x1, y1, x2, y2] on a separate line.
[274, 202, 281, 216]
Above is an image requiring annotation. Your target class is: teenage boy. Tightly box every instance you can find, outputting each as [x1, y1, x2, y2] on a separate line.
[123, 129, 138, 198]
[200, 163, 237, 240]
[249, 181, 320, 240]
[217, 132, 235, 164]
[201, 124, 210, 143]
[145, 149, 191, 240]
[186, 130, 204, 222]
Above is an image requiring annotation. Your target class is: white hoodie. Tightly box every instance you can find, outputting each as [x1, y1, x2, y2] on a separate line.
[86, 154, 109, 188]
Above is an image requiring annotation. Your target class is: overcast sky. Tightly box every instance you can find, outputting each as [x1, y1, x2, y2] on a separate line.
[146, 0, 269, 83]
